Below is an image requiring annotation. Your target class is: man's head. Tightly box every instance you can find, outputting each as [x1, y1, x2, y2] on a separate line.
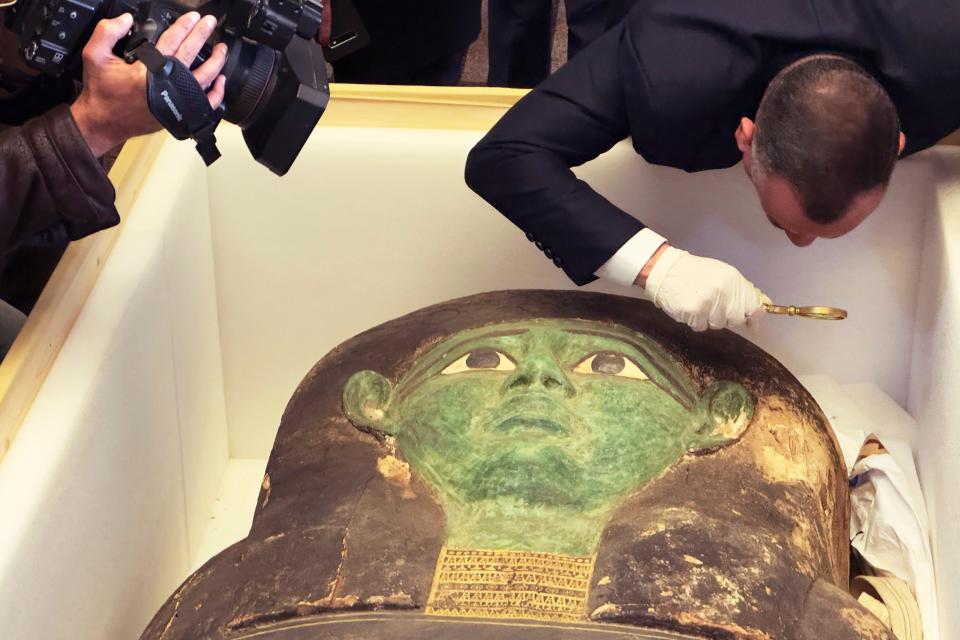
[343, 320, 753, 516]
[736, 55, 904, 247]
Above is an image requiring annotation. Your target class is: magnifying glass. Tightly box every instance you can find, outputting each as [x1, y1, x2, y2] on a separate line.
[763, 303, 847, 320]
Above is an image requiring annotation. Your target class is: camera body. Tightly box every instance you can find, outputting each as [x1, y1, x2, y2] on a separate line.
[5, 0, 330, 175]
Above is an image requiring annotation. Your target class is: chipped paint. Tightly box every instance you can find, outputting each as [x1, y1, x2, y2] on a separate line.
[589, 603, 622, 618]
[260, 472, 271, 509]
[376, 454, 417, 499]
[365, 592, 415, 608]
[715, 407, 751, 439]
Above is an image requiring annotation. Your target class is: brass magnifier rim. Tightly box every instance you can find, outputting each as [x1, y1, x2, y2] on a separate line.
[763, 303, 848, 320]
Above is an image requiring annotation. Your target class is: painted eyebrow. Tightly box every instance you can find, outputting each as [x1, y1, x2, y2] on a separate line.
[399, 328, 529, 395]
[564, 329, 697, 409]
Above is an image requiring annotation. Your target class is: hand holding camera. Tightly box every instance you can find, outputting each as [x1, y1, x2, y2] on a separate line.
[70, 11, 227, 157]
[8, 0, 330, 173]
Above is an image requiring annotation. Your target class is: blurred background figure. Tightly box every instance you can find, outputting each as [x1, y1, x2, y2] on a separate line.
[488, 0, 603, 88]
[486, 0, 633, 88]
[330, 0, 482, 85]
[327, 0, 636, 87]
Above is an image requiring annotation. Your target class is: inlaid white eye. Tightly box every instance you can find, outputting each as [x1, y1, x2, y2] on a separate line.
[572, 351, 649, 381]
[442, 348, 517, 375]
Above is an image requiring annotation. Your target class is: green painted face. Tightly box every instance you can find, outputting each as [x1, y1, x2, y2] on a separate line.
[344, 319, 752, 554]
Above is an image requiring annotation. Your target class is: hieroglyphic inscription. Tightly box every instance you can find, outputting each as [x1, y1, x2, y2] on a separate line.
[426, 547, 596, 622]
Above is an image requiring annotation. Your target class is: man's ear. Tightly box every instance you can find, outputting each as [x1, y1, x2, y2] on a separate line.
[689, 381, 754, 451]
[343, 370, 397, 436]
[735, 117, 755, 154]
[898, 132, 906, 156]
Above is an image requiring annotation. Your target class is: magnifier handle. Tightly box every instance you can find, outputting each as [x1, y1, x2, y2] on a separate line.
[763, 303, 848, 320]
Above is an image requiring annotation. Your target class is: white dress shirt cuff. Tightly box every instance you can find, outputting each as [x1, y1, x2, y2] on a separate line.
[594, 228, 668, 287]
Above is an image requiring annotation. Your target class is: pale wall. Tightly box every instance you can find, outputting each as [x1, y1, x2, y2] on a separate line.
[0, 148, 229, 640]
[908, 147, 960, 640]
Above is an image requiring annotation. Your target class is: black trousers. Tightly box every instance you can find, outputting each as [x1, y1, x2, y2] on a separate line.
[487, 0, 618, 88]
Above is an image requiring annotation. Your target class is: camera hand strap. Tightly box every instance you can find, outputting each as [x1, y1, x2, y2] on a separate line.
[127, 41, 222, 166]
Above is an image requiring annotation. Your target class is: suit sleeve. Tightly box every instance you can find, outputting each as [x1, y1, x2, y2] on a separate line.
[465, 22, 645, 286]
[0, 104, 119, 257]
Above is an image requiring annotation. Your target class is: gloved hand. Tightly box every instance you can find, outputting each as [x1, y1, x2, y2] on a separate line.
[644, 246, 770, 331]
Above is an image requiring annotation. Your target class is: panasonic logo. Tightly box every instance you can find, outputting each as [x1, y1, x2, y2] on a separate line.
[160, 89, 183, 122]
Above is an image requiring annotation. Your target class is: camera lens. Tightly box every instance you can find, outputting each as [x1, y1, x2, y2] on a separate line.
[154, 9, 328, 175]
[219, 34, 280, 126]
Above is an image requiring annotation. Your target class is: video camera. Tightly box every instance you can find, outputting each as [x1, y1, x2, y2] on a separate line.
[4, 0, 330, 175]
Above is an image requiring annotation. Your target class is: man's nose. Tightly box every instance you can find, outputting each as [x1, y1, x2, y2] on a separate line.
[503, 353, 575, 397]
[786, 230, 816, 247]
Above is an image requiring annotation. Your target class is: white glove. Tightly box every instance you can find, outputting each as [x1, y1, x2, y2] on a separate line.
[645, 247, 770, 331]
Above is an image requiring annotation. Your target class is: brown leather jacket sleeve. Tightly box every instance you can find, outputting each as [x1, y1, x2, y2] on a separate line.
[0, 103, 120, 256]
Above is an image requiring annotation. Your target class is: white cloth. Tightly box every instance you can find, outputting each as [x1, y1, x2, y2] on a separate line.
[851, 444, 940, 640]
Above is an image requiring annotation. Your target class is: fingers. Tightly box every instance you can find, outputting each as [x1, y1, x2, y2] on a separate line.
[652, 249, 769, 332]
[707, 301, 730, 331]
[317, 0, 333, 47]
[700, 277, 765, 332]
[193, 42, 227, 89]
[206, 75, 226, 108]
[153, 14, 226, 106]
[689, 315, 710, 332]
[192, 41, 227, 108]
[82, 14, 134, 66]
[175, 14, 219, 66]
[157, 11, 200, 56]
[156, 12, 220, 67]
[156, 12, 201, 55]
[743, 289, 770, 330]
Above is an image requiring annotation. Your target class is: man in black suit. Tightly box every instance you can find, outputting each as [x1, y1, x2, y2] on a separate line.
[467, 1, 958, 331]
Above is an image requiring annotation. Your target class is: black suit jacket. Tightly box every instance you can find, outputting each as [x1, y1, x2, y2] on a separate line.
[466, 0, 960, 285]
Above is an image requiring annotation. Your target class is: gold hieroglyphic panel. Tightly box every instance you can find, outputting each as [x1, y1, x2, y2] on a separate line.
[426, 547, 596, 622]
